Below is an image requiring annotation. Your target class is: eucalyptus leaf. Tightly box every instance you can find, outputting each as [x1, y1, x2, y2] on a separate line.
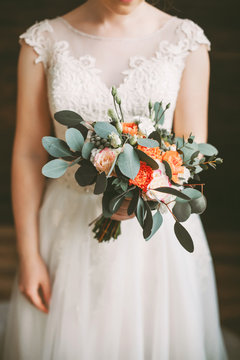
[65, 128, 84, 151]
[94, 122, 118, 139]
[135, 149, 159, 170]
[135, 196, 145, 228]
[176, 188, 202, 203]
[143, 201, 153, 239]
[153, 187, 191, 200]
[190, 195, 207, 214]
[118, 143, 140, 180]
[102, 192, 113, 218]
[109, 195, 125, 213]
[54, 110, 84, 126]
[174, 222, 194, 253]
[127, 189, 139, 215]
[75, 163, 97, 186]
[94, 172, 107, 195]
[42, 136, 73, 158]
[154, 102, 164, 125]
[198, 143, 218, 156]
[42, 159, 69, 178]
[162, 160, 172, 180]
[137, 138, 159, 148]
[149, 131, 161, 144]
[146, 210, 163, 240]
[82, 142, 95, 160]
[173, 202, 191, 222]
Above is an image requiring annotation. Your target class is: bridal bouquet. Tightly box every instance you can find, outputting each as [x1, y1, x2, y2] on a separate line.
[42, 87, 222, 252]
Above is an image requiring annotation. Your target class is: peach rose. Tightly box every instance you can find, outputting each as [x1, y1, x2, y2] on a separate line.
[93, 148, 116, 174]
[162, 150, 184, 183]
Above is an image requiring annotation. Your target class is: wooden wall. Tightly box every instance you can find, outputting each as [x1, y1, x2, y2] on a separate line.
[0, 0, 239, 334]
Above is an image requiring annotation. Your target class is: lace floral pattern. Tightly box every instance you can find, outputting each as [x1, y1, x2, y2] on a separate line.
[18, 17, 210, 193]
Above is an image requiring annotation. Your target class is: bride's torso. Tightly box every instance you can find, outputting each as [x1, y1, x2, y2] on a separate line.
[19, 15, 210, 192]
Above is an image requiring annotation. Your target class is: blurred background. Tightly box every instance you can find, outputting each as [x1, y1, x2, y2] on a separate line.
[0, 0, 239, 356]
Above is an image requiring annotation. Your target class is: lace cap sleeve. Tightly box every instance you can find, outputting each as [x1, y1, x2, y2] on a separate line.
[19, 19, 53, 69]
[179, 18, 211, 52]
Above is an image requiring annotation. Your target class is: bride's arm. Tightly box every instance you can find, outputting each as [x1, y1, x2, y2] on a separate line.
[12, 42, 52, 313]
[173, 44, 210, 143]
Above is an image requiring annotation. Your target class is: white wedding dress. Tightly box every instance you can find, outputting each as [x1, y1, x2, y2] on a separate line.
[2, 15, 228, 360]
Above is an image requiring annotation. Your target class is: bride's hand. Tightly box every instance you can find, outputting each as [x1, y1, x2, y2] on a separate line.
[18, 254, 51, 314]
[111, 198, 135, 221]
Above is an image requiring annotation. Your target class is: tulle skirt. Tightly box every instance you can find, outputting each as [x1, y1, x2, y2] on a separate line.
[2, 180, 228, 359]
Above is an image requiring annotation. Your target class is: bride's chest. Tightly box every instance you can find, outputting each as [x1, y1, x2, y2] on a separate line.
[46, 39, 186, 131]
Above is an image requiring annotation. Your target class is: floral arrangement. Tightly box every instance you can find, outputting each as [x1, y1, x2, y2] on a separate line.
[41, 87, 222, 252]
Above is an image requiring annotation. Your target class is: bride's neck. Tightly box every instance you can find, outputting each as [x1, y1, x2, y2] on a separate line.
[81, 0, 148, 28]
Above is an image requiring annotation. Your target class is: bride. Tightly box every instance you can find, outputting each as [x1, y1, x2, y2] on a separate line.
[2, 0, 228, 359]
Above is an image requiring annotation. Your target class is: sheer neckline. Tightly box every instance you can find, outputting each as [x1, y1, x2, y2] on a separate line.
[57, 15, 177, 41]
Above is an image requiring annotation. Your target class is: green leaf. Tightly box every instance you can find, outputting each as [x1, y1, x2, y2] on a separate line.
[75, 163, 97, 186]
[190, 194, 207, 214]
[154, 102, 164, 125]
[149, 131, 161, 144]
[135, 196, 145, 228]
[153, 186, 191, 200]
[162, 160, 172, 180]
[173, 202, 191, 222]
[94, 122, 118, 139]
[127, 189, 139, 215]
[65, 128, 84, 151]
[143, 201, 153, 239]
[102, 192, 114, 218]
[174, 222, 194, 253]
[198, 143, 218, 156]
[146, 210, 163, 240]
[42, 159, 69, 178]
[54, 110, 84, 126]
[176, 188, 202, 203]
[94, 172, 107, 195]
[42, 136, 73, 158]
[181, 142, 199, 161]
[137, 138, 159, 148]
[135, 149, 159, 170]
[82, 142, 94, 160]
[109, 195, 125, 213]
[117, 143, 140, 180]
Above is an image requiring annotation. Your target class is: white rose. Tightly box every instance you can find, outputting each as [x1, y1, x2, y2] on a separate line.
[146, 169, 174, 204]
[137, 116, 155, 137]
[178, 167, 191, 185]
[108, 132, 121, 148]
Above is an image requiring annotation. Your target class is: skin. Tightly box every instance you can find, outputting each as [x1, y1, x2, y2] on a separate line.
[14, 0, 210, 312]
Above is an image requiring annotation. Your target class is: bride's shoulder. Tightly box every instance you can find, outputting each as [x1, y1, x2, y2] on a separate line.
[167, 16, 211, 52]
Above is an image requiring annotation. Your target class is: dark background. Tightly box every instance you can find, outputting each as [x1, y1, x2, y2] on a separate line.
[0, 0, 239, 334]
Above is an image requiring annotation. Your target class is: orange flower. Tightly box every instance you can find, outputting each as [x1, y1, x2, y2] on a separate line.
[129, 161, 153, 192]
[122, 122, 138, 136]
[162, 150, 184, 183]
[137, 145, 162, 161]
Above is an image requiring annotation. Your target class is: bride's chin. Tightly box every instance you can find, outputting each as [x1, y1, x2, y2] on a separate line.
[102, 0, 145, 15]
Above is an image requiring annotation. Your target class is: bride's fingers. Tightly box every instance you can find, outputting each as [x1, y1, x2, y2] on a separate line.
[40, 280, 51, 308]
[25, 288, 48, 313]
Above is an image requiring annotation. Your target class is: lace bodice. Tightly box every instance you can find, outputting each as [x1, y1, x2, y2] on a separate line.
[19, 15, 210, 192]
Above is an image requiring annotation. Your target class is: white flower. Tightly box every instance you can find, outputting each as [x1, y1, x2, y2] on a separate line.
[90, 148, 101, 163]
[108, 132, 121, 148]
[146, 169, 174, 204]
[178, 167, 191, 185]
[136, 116, 155, 137]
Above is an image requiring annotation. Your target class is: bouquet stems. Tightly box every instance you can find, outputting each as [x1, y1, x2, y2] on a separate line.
[92, 215, 121, 242]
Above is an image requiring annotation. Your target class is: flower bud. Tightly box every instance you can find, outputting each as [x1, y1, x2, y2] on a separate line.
[115, 96, 121, 105]
[111, 86, 117, 97]
[129, 134, 137, 146]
